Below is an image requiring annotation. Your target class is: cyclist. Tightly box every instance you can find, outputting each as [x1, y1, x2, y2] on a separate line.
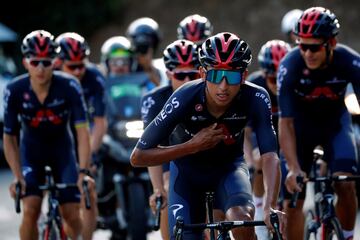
[244, 39, 291, 240]
[141, 39, 200, 240]
[126, 17, 165, 87]
[55, 32, 106, 240]
[278, 7, 360, 240]
[101, 36, 133, 77]
[3, 30, 91, 239]
[177, 14, 213, 48]
[131, 32, 285, 240]
[281, 9, 303, 44]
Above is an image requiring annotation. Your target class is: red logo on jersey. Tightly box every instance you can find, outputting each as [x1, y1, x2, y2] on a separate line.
[30, 109, 62, 127]
[305, 87, 339, 100]
[217, 123, 235, 145]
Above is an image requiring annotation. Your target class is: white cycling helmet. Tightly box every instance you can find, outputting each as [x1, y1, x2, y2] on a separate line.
[281, 9, 303, 35]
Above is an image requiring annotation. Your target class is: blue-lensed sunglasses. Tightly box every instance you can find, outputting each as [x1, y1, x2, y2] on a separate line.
[205, 69, 243, 85]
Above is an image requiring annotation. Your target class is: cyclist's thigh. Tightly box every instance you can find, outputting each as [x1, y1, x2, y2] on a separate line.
[327, 112, 358, 174]
[51, 147, 80, 204]
[168, 162, 205, 240]
[216, 161, 254, 212]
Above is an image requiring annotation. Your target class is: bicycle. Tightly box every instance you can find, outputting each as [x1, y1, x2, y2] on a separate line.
[173, 192, 283, 240]
[290, 147, 360, 240]
[15, 165, 91, 240]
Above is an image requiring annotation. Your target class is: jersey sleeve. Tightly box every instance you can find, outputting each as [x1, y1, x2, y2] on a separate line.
[136, 88, 187, 150]
[341, 46, 360, 102]
[3, 84, 20, 135]
[141, 93, 162, 128]
[250, 88, 278, 154]
[93, 74, 106, 117]
[277, 57, 296, 118]
[68, 79, 89, 128]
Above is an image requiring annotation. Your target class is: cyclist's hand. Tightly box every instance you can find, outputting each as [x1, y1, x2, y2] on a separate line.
[285, 169, 305, 194]
[264, 208, 286, 240]
[9, 178, 26, 199]
[188, 123, 225, 152]
[77, 174, 95, 194]
[149, 189, 167, 214]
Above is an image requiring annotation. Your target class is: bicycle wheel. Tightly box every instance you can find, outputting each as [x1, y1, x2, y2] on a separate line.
[324, 217, 344, 240]
[127, 181, 148, 240]
[304, 210, 318, 240]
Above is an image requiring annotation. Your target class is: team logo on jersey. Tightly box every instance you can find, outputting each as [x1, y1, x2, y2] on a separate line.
[255, 92, 271, 110]
[353, 59, 360, 68]
[154, 97, 180, 126]
[304, 87, 339, 100]
[30, 109, 63, 127]
[195, 104, 203, 112]
[23, 92, 30, 101]
[47, 99, 65, 107]
[169, 204, 184, 218]
[217, 123, 235, 145]
[141, 96, 155, 116]
[223, 113, 246, 120]
[302, 68, 310, 76]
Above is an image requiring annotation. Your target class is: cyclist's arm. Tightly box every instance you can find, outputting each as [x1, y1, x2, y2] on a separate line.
[3, 134, 22, 180]
[76, 125, 91, 169]
[278, 117, 300, 172]
[90, 116, 107, 153]
[261, 152, 280, 208]
[148, 165, 165, 192]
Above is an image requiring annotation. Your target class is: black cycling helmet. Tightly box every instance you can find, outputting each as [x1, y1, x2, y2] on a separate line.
[126, 17, 161, 53]
[56, 32, 90, 61]
[177, 14, 213, 42]
[198, 32, 252, 71]
[163, 39, 200, 71]
[294, 7, 340, 39]
[100, 36, 132, 64]
[258, 40, 291, 74]
[21, 30, 59, 58]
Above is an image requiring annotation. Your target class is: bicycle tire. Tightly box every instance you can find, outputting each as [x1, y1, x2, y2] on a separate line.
[324, 217, 345, 240]
[127, 181, 148, 240]
[304, 210, 318, 240]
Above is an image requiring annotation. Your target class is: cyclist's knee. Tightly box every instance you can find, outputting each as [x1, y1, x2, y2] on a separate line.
[334, 181, 356, 196]
[61, 203, 81, 224]
[225, 205, 254, 221]
[22, 197, 42, 222]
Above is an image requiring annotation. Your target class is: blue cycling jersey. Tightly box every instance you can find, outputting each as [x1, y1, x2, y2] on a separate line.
[3, 71, 88, 203]
[80, 64, 106, 124]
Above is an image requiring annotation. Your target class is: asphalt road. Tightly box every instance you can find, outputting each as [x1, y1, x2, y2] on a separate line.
[0, 168, 359, 240]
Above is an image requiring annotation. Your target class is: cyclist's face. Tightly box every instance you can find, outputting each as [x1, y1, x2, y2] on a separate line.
[298, 37, 328, 70]
[108, 57, 130, 75]
[23, 57, 54, 85]
[166, 66, 200, 90]
[62, 60, 86, 80]
[201, 67, 246, 108]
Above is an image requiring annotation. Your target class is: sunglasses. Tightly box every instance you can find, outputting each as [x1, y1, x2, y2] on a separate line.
[205, 69, 243, 85]
[65, 63, 85, 71]
[173, 70, 200, 81]
[27, 59, 53, 68]
[298, 42, 327, 53]
[109, 58, 130, 67]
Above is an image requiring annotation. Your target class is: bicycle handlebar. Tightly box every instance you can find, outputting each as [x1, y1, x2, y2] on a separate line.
[15, 182, 21, 213]
[174, 212, 283, 240]
[289, 174, 360, 208]
[153, 196, 162, 231]
[82, 179, 91, 210]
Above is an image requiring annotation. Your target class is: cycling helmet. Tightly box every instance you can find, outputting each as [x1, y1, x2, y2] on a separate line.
[21, 30, 59, 58]
[281, 9, 303, 35]
[100, 36, 132, 64]
[163, 39, 200, 71]
[56, 32, 90, 61]
[258, 40, 291, 74]
[177, 14, 213, 42]
[126, 17, 161, 52]
[198, 32, 252, 71]
[294, 7, 340, 39]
